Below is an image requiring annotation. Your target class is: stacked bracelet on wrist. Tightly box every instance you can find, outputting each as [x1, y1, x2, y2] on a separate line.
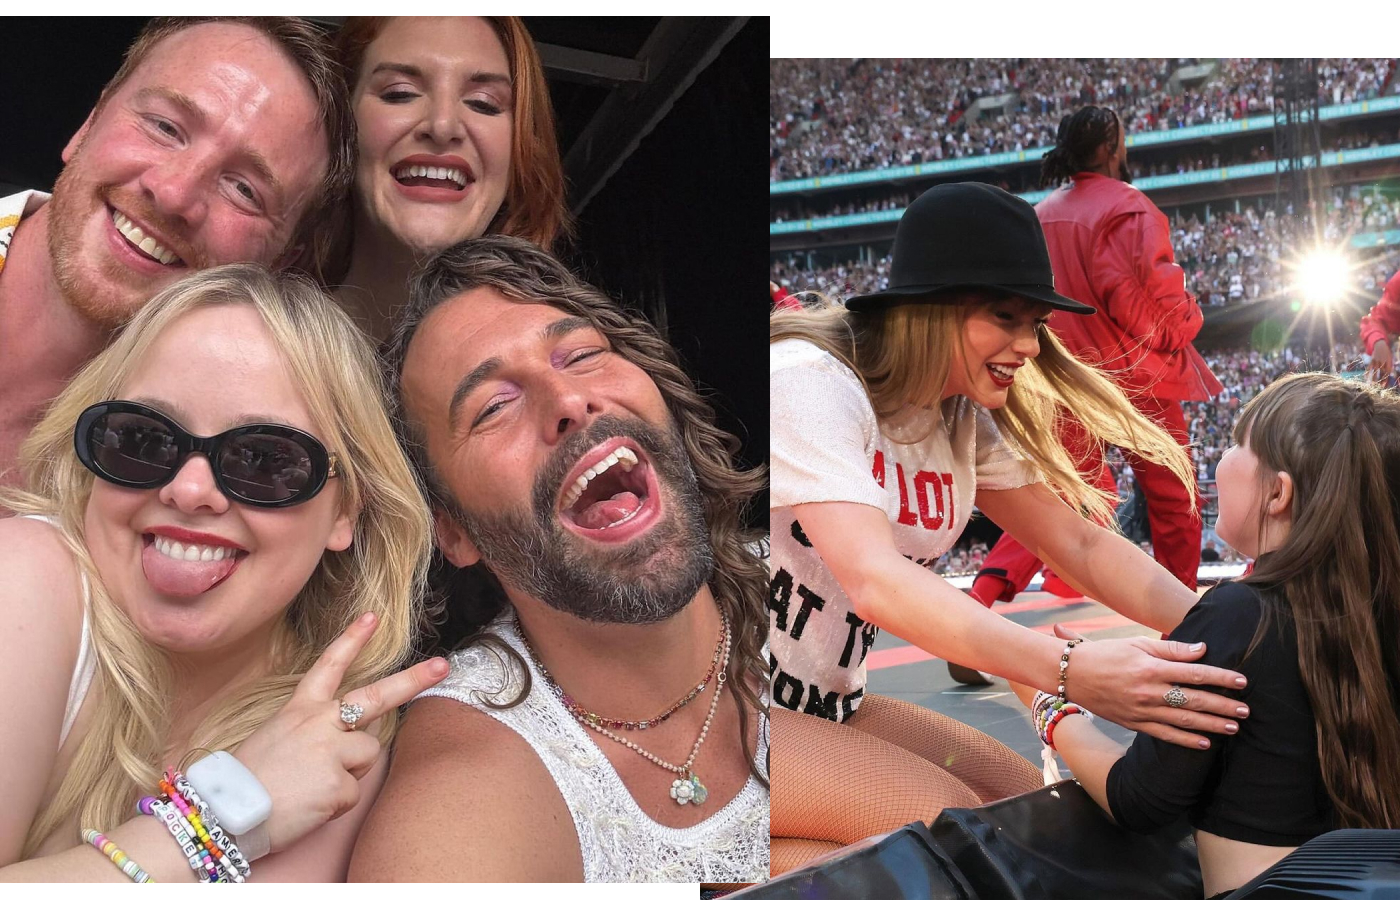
[1031, 689, 1094, 750]
[138, 769, 250, 883]
[83, 828, 154, 883]
[173, 773, 252, 878]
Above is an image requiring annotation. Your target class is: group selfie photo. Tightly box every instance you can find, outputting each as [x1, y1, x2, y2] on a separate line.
[0, 16, 768, 888]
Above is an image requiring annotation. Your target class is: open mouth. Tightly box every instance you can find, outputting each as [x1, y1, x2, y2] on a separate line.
[392, 163, 471, 191]
[986, 362, 1018, 387]
[110, 208, 184, 267]
[140, 533, 247, 598]
[557, 442, 659, 537]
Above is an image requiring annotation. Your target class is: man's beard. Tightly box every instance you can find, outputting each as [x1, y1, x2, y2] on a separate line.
[447, 415, 714, 625]
[46, 146, 199, 329]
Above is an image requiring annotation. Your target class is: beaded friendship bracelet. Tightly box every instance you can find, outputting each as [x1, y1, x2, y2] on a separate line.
[1057, 638, 1083, 702]
[143, 796, 210, 880]
[1030, 689, 1094, 750]
[158, 777, 226, 883]
[82, 828, 154, 883]
[137, 768, 250, 883]
[173, 773, 251, 878]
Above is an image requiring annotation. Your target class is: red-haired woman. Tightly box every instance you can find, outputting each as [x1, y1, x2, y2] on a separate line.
[333, 17, 570, 340]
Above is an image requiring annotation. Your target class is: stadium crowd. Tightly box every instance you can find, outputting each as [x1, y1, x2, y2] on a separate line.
[774, 191, 1400, 310]
[771, 57, 1398, 181]
[771, 122, 1400, 225]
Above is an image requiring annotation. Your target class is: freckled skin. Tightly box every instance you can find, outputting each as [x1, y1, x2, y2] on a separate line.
[46, 22, 328, 327]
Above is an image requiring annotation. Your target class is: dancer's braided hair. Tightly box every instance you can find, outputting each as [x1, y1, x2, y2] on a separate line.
[1039, 106, 1122, 188]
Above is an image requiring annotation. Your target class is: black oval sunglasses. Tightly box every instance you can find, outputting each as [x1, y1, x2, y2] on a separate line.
[74, 401, 339, 508]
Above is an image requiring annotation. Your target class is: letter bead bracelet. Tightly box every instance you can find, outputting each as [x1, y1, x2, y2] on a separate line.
[135, 769, 252, 883]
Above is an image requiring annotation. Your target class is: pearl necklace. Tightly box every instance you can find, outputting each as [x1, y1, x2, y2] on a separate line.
[520, 609, 733, 807]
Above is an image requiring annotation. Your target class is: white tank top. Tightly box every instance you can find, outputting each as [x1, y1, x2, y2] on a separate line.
[417, 612, 770, 883]
[25, 515, 95, 749]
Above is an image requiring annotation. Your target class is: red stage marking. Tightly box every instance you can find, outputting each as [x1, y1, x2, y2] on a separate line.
[1028, 612, 1136, 635]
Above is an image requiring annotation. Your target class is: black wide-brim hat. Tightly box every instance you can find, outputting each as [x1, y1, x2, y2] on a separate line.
[846, 181, 1095, 315]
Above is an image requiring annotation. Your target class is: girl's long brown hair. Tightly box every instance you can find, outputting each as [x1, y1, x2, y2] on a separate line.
[1236, 372, 1400, 829]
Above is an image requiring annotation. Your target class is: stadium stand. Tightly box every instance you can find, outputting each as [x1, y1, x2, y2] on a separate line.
[771, 58, 1397, 180]
[771, 59, 1400, 572]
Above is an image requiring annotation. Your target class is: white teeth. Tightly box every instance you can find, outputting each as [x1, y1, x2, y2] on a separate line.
[111, 209, 181, 266]
[394, 164, 468, 187]
[152, 536, 233, 562]
[988, 363, 1016, 380]
[560, 447, 641, 510]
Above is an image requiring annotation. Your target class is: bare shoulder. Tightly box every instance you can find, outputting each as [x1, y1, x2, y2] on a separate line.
[349, 697, 582, 882]
[0, 515, 84, 642]
[0, 516, 85, 864]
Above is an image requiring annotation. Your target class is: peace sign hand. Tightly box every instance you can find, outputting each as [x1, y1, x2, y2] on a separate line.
[231, 612, 449, 853]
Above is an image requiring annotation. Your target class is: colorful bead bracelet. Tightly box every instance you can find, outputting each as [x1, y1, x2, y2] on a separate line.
[137, 768, 251, 883]
[82, 828, 154, 883]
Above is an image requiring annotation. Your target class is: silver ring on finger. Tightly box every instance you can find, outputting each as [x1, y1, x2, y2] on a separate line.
[338, 699, 365, 730]
[1164, 685, 1189, 709]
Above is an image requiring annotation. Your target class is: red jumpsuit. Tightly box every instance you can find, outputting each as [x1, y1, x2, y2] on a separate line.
[771, 282, 803, 312]
[972, 173, 1223, 602]
[1360, 270, 1400, 355]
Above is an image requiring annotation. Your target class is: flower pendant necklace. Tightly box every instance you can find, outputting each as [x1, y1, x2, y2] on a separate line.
[521, 607, 732, 806]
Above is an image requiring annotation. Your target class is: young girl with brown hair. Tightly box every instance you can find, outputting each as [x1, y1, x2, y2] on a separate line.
[1015, 372, 1400, 897]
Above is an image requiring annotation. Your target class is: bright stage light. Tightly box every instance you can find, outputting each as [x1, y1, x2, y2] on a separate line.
[1294, 249, 1350, 307]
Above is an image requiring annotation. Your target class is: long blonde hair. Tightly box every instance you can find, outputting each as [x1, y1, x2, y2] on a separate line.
[770, 294, 1194, 523]
[7, 265, 432, 855]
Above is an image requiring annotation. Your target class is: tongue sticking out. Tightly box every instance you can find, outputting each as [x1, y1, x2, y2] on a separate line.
[141, 542, 240, 598]
[575, 491, 643, 530]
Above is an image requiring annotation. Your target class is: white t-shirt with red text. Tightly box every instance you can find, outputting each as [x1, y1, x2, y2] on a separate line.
[769, 339, 1040, 722]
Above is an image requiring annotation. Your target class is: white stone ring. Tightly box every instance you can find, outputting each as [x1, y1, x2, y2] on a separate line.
[339, 700, 365, 730]
[1164, 686, 1189, 709]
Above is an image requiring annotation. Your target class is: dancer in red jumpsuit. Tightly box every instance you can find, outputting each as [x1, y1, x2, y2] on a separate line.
[1361, 269, 1400, 381]
[969, 107, 1222, 625]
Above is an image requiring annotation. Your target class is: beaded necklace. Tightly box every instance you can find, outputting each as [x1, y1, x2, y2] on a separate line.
[521, 608, 733, 806]
[559, 614, 725, 731]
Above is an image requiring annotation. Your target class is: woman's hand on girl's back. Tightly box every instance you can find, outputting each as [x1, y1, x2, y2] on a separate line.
[1057, 625, 1249, 749]
[231, 613, 449, 853]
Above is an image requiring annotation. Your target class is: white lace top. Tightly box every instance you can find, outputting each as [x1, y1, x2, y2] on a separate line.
[417, 612, 770, 883]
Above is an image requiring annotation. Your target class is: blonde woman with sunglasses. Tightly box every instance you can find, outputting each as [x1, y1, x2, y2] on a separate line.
[0, 264, 441, 881]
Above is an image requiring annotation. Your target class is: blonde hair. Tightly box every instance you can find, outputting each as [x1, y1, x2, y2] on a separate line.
[770, 294, 1194, 523]
[7, 264, 432, 855]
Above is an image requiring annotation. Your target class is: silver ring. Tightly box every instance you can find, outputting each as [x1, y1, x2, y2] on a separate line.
[339, 700, 365, 730]
[1163, 686, 1189, 709]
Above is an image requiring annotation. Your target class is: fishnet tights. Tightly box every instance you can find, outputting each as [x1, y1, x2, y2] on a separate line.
[770, 694, 1043, 877]
[770, 838, 843, 876]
